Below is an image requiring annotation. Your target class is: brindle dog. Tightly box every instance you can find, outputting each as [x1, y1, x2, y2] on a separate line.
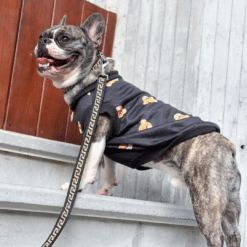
[34, 13, 241, 246]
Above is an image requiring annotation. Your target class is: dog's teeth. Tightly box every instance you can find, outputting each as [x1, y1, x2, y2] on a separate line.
[39, 63, 50, 68]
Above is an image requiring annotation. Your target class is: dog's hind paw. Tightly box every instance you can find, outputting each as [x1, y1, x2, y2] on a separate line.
[96, 187, 113, 196]
[96, 182, 117, 196]
[61, 182, 70, 191]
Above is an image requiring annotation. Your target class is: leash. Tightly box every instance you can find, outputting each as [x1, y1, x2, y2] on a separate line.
[41, 53, 108, 247]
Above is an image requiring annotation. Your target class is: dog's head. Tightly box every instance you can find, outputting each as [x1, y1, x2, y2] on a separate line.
[34, 13, 105, 89]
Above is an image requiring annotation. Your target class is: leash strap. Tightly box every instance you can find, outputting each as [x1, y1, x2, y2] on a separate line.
[41, 72, 107, 247]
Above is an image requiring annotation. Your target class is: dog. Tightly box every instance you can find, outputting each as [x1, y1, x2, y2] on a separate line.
[34, 13, 241, 247]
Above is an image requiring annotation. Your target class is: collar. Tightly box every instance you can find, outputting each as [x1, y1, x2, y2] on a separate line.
[61, 53, 104, 94]
[61, 81, 81, 93]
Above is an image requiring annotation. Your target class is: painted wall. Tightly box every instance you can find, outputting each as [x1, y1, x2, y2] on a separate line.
[88, 0, 247, 245]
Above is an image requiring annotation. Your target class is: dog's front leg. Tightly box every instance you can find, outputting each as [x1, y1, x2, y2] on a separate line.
[78, 135, 106, 191]
[61, 136, 106, 191]
[96, 156, 117, 196]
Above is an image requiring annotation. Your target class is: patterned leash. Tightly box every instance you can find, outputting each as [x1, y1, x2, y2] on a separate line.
[41, 54, 108, 247]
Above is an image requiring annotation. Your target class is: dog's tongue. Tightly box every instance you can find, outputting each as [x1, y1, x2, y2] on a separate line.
[37, 57, 54, 65]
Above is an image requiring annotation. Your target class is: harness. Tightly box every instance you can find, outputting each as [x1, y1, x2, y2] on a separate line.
[41, 53, 108, 247]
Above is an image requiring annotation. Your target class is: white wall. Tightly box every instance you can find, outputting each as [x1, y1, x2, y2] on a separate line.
[88, 0, 247, 245]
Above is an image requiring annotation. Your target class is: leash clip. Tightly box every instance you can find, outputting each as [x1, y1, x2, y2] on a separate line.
[99, 52, 109, 81]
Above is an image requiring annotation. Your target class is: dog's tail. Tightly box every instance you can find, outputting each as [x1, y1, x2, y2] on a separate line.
[221, 156, 241, 247]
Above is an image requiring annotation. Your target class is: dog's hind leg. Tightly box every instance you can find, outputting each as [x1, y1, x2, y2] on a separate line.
[186, 175, 225, 246]
[180, 133, 241, 247]
[221, 161, 241, 247]
[190, 192, 225, 247]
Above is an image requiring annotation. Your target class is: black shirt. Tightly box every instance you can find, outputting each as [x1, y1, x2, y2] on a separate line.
[71, 71, 220, 170]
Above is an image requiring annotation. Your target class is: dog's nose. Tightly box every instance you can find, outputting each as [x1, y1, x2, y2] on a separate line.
[40, 37, 52, 45]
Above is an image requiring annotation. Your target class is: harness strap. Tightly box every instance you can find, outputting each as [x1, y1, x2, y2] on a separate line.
[41, 57, 108, 247]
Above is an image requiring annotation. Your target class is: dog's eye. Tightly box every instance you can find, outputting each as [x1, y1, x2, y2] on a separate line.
[60, 36, 70, 42]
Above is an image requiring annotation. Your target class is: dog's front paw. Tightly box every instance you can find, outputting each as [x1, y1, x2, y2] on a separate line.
[61, 182, 70, 191]
[78, 177, 96, 191]
[96, 182, 117, 196]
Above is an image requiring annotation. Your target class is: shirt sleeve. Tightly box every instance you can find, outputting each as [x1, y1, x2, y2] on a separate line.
[75, 101, 120, 141]
[99, 103, 120, 140]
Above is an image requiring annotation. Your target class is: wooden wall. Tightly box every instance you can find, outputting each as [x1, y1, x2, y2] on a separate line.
[0, 0, 116, 145]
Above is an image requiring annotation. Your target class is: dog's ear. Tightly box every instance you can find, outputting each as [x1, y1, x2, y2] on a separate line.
[57, 15, 67, 26]
[81, 13, 105, 47]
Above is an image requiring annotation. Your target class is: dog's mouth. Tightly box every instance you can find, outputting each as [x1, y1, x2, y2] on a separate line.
[36, 52, 77, 73]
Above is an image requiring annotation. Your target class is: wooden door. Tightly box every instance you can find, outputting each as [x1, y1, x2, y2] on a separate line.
[0, 0, 116, 145]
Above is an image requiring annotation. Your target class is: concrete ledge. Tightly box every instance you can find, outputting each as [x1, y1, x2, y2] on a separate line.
[0, 130, 196, 229]
[0, 130, 80, 164]
[0, 183, 197, 227]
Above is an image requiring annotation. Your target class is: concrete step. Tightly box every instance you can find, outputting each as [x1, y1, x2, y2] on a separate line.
[0, 183, 196, 225]
[0, 130, 206, 246]
[0, 183, 206, 247]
